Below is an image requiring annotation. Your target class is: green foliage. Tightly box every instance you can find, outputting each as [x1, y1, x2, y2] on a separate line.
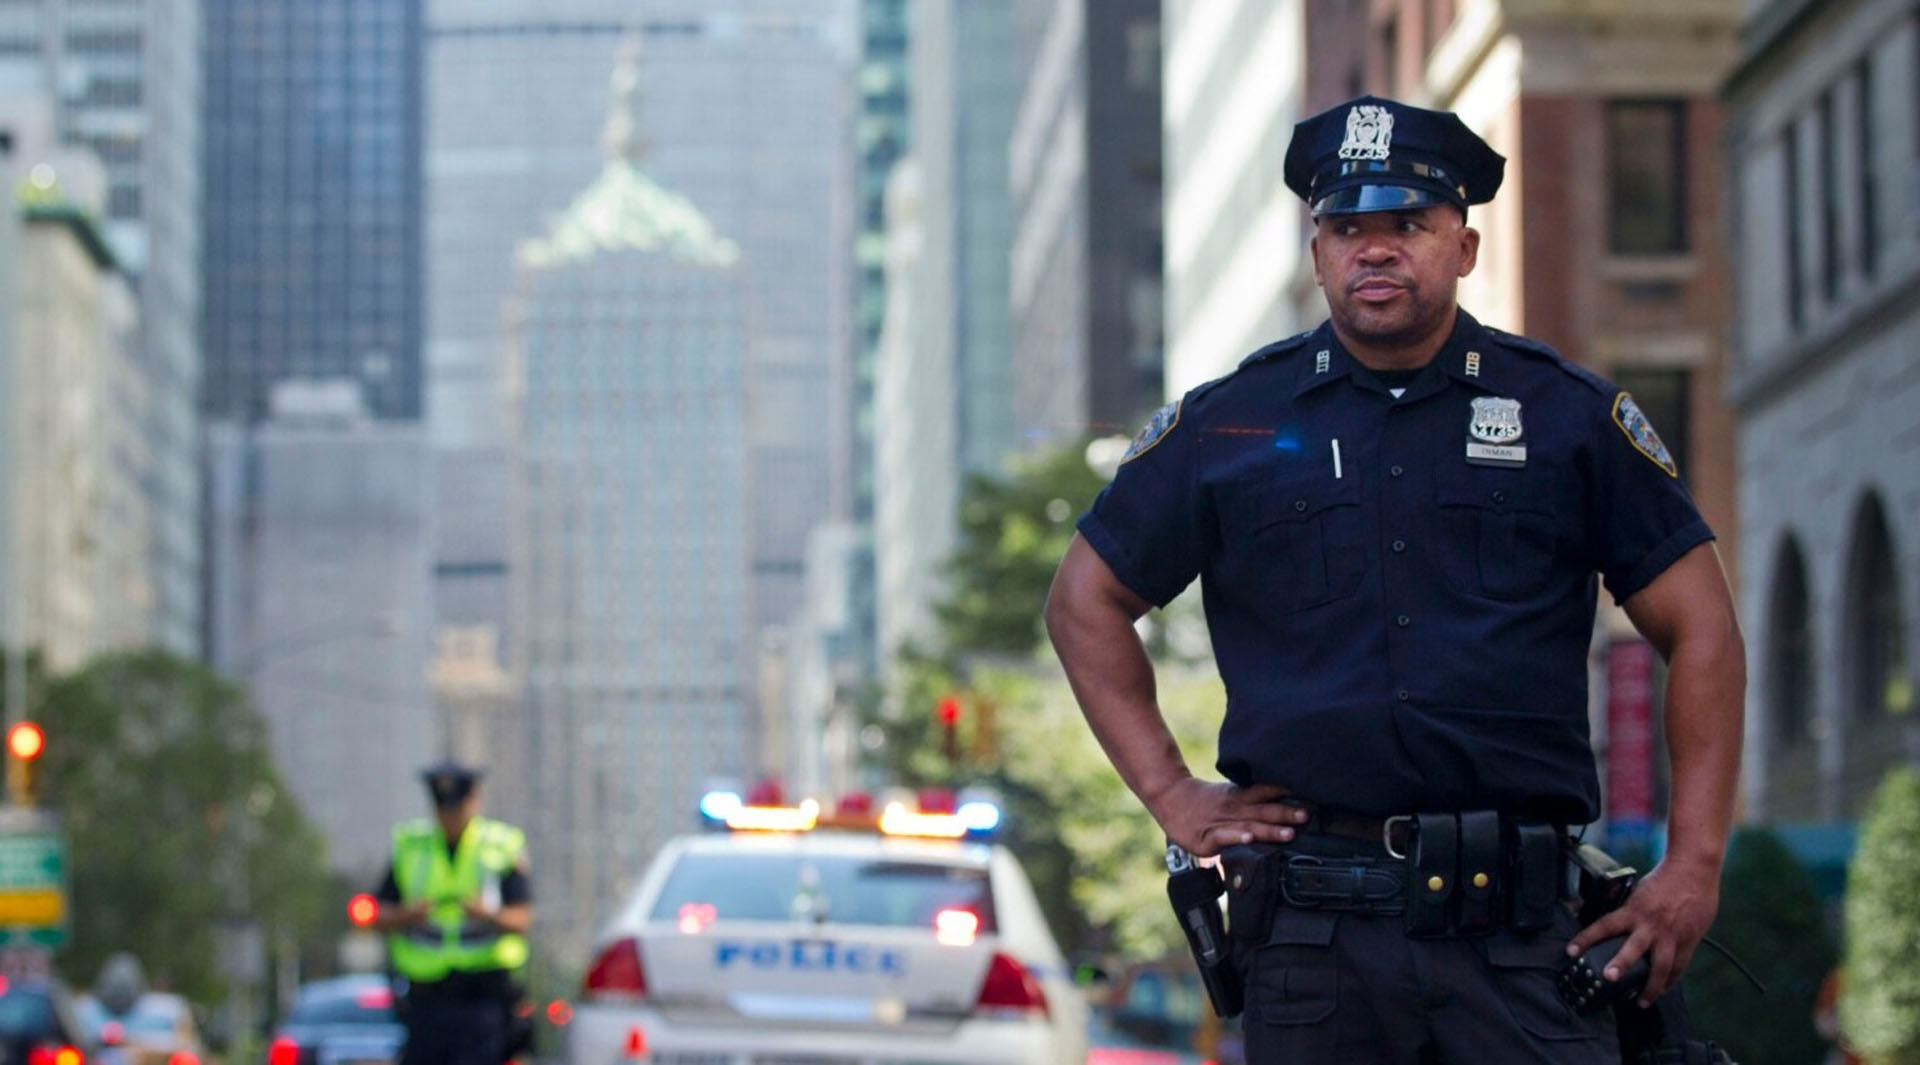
[931, 445, 1106, 655]
[874, 440, 1234, 958]
[1684, 826, 1836, 1065]
[1841, 767, 1920, 1065]
[35, 650, 333, 1005]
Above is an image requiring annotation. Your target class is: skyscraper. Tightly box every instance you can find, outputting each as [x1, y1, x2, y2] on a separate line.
[0, 0, 203, 655]
[872, 0, 1019, 664]
[202, 0, 425, 422]
[508, 49, 748, 960]
[1008, 0, 1163, 447]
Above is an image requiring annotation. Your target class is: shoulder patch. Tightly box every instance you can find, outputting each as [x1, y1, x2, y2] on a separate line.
[1612, 392, 1678, 478]
[1121, 400, 1181, 464]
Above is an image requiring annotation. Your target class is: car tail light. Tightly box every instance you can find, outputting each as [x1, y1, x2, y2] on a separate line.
[975, 952, 1048, 1017]
[623, 1025, 649, 1059]
[267, 1037, 301, 1065]
[582, 937, 647, 1001]
[168, 1053, 200, 1065]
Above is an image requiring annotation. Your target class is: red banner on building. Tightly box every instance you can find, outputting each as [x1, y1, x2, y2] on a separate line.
[1605, 639, 1657, 830]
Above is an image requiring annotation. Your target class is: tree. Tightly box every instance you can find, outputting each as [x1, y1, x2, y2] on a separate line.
[1684, 826, 1836, 1065]
[1840, 767, 1920, 1065]
[931, 444, 1107, 656]
[36, 650, 333, 1005]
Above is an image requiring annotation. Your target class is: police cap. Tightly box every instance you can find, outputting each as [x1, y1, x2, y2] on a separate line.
[1283, 95, 1505, 218]
[420, 760, 484, 806]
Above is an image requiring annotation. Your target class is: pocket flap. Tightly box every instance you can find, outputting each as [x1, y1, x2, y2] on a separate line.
[1265, 907, 1338, 947]
[1483, 930, 1571, 970]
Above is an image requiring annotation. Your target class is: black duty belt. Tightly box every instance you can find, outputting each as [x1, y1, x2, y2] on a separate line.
[1223, 809, 1570, 937]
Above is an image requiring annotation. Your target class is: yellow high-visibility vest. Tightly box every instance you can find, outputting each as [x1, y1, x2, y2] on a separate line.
[388, 817, 530, 983]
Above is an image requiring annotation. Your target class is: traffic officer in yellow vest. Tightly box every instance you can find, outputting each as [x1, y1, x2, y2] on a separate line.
[370, 761, 531, 1065]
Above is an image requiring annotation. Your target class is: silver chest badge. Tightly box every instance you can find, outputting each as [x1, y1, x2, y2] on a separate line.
[1467, 396, 1527, 467]
[1339, 105, 1394, 161]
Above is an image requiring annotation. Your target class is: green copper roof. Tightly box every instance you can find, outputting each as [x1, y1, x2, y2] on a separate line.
[519, 159, 738, 270]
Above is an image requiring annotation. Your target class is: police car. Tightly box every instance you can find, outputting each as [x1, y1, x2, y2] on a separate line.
[569, 788, 1088, 1065]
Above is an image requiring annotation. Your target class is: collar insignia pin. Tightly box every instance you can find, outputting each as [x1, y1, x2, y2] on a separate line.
[1465, 351, 1481, 378]
[1315, 349, 1331, 374]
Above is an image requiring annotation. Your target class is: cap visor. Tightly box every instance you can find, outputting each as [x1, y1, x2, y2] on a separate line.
[1311, 182, 1456, 217]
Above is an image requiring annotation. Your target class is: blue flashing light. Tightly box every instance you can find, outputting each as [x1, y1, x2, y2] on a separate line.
[957, 800, 1001, 835]
[699, 790, 743, 823]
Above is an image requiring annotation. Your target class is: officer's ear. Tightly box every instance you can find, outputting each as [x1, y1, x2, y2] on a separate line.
[1456, 223, 1480, 278]
[1309, 232, 1323, 287]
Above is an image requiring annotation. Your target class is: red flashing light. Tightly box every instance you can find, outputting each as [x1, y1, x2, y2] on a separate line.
[918, 787, 957, 814]
[347, 893, 379, 928]
[976, 953, 1049, 1017]
[744, 778, 785, 807]
[835, 792, 874, 817]
[582, 937, 647, 1001]
[934, 907, 980, 946]
[936, 696, 962, 726]
[167, 1052, 200, 1065]
[623, 1026, 649, 1058]
[354, 987, 394, 1010]
[677, 902, 717, 935]
[53, 1047, 82, 1065]
[7, 722, 43, 762]
[267, 1038, 300, 1065]
[545, 999, 574, 1027]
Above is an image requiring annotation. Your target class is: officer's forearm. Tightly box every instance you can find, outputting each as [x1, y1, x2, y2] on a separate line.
[1045, 540, 1192, 809]
[1626, 546, 1746, 874]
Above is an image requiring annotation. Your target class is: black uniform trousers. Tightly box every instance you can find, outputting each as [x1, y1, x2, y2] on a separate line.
[1240, 873, 1616, 1063]
[400, 980, 508, 1065]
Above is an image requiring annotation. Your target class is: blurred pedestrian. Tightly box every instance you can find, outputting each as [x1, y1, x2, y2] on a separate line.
[1045, 93, 1745, 1065]
[370, 761, 532, 1065]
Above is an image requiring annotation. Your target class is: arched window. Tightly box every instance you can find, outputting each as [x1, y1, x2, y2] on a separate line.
[1845, 493, 1908, 721]
[1768, 537, 1813, 747]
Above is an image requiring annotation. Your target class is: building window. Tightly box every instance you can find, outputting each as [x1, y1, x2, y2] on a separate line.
[1768, 538, 1813, 748]
[1607, 100, 1687, 254]
[1846, 492, 1908, 721]
[1855, 55, 1877, 278]
[1612, 367, 1690, 478]
[1818, 88, 1841, 302]
[1783, 122, 1803, 330]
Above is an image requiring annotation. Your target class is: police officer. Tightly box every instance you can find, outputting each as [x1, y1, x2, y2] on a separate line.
[371, 761, 532, 1065]
[1045, 95, 1744, 1064]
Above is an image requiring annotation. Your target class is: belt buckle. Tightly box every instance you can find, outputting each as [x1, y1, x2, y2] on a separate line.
[1279, 853, 1325, 909]
[1382, 815, 1413, 860]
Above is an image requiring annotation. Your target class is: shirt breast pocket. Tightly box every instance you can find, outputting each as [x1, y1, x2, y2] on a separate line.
[1217, 467, 1364, 614]
[1436, 466, 1563, 601]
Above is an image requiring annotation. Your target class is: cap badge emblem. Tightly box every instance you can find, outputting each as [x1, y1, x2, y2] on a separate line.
[1339, 105, 1394, 162]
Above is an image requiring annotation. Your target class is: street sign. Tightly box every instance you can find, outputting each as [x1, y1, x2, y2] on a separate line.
[0, 811, 66, 948]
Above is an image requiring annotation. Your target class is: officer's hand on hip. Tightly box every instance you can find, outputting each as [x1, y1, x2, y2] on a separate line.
[1150, 779, 1309, 858]
[1565, 856, 1720, 1007]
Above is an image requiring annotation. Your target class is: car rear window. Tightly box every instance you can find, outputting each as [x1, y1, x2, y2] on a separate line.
[0, 990, 56, 1038]
[648, 851, 997, 932]
[288, 985, 396, 1025]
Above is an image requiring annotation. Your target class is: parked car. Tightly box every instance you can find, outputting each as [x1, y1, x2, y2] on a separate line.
[1085, 956, 1243, 1065]
[571, 789, 1088, 1064]
[74, 991, 204, 1065]
[265, 975, 404, 1065]
[0, 974, 93, 1065]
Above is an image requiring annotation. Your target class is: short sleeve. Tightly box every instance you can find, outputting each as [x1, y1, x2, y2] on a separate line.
[1589, 391, 1714, 603]
[1077, 399, 1206, 607]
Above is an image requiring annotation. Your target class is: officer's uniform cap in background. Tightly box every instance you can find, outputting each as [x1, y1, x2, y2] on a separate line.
[421, 760, 484, 806]
[1284, 95, 1505, 218]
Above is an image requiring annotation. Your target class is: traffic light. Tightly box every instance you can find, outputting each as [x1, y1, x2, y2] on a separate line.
[347, 893, 379, 929]
[936, 695, 962, 761]
[6, 721, 43, 806]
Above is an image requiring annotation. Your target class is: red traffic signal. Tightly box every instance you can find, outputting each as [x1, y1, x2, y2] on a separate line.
[6, 722, 43, 762]
[936, 696, 962, 726]
[347, 893, 379, 928]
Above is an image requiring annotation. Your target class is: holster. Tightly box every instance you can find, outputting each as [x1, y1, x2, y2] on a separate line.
[1167, 842, 1244, 1018]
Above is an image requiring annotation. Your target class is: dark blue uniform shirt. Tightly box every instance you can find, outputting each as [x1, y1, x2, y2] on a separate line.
[1079, 312, 1712, 824]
